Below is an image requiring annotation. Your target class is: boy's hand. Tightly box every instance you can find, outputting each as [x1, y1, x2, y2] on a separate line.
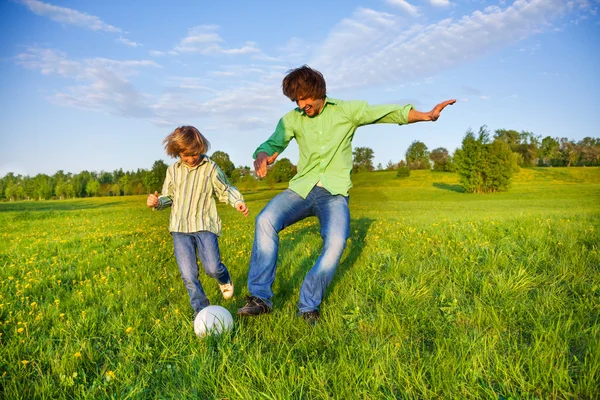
[147, 191, 159, 208]
[236, 202, 249, 217]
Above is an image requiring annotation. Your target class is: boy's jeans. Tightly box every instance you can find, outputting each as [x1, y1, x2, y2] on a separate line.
[172, 231, 230, 313]
[248, 186, 350, 313]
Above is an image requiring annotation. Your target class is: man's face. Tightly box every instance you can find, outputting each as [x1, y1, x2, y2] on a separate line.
[296, 97, 325, 117]
[180, 152, 201, 167]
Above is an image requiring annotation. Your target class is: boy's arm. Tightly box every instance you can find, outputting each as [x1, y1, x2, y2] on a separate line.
[211, 163, 245, 209]
[154, 167, 174, 210]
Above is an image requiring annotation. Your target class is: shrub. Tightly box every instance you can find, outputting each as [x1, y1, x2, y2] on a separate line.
[396, 166, 411, 178]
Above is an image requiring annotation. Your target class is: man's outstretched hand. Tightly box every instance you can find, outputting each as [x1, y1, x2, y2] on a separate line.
[254, 151, 279, 178]
[429, 99, 456, 121]
[408, 99, 456, 123]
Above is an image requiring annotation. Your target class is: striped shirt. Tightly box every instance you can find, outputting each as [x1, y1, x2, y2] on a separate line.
[155, 156, 244, 235]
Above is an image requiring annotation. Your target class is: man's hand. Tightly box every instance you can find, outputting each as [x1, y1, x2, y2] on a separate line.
[408, 99, 456, 123]
[147, 191, 159, 208]
[236, 201, 249, 217]
[253, 151, 279, 178]
[429, 99, 456, 121]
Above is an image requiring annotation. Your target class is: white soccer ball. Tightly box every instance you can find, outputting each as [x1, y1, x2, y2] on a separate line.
[194, 305, 234, 337]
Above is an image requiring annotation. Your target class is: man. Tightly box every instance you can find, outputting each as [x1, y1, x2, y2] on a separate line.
[238, 65, 455, 324]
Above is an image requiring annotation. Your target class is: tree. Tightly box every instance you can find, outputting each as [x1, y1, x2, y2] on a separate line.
[385, 160, 398, 171]
[352, 147, 375, 173]
[267, 158, 295, 185]
[144, 160, 168, 193]
[454, 126, 518, 193]
[86, 179, 101, 197]
[578, 137, 600, 166]
[405, 141, 431, 170]
[430, 147, 450, 171]
[211, 151, 235, 179]
[539, 136, 561, 166]
[494, 129, 540, 167]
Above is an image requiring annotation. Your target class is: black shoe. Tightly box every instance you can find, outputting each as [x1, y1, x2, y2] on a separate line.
[299, 310, 320, 325]
[237, 296, 270, 316]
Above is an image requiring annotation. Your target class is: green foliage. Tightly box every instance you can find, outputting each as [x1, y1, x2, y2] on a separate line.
[211, 151, 236, 179]
[266, 158, 295, 186]
[405, 140, 431, 170]
[85, 179, 100, 197]
[430, 147, 450, 171]
[352, 147, 375, 173]
[454, 126, 519, 193]
[396, 165, 411, 178]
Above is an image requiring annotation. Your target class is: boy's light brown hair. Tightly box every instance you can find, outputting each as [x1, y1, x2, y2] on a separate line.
[163, 126, 211, 158]
[282, 65, 326, 102]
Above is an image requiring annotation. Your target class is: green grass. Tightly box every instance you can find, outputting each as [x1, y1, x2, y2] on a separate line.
[1, 168, 599, 399]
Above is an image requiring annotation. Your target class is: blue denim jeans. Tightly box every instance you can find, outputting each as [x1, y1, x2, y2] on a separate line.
[172, 231, 230, 313]
[248, 186, 350, 313]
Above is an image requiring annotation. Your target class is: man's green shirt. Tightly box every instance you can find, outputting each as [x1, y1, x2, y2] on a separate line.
[253, 97, 413, 198]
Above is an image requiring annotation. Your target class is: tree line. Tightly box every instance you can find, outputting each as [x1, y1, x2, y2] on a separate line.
[0, 150, 297, 202]
[352, 128, 599, 193]
[1, 129, 598, 201]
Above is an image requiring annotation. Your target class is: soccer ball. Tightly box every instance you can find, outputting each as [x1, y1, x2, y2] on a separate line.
[194, 305, 234, 337]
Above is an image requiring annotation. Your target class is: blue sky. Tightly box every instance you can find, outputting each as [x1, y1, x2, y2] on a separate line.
[1, 0, 599, 177]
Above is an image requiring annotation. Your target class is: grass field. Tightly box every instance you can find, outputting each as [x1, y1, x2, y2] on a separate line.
[1, 168, 599, 399]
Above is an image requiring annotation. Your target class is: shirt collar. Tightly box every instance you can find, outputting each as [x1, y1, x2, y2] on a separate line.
[178, 154, 208, 170]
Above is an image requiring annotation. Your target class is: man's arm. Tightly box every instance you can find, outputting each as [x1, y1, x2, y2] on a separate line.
[407, 99, 456, 123]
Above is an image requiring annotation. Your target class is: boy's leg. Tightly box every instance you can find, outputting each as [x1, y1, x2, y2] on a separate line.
[298, 188, 350, 314]
[194, 231, 230, 284]
[245, 189, 313, 308]
[172, 233, 210, 313]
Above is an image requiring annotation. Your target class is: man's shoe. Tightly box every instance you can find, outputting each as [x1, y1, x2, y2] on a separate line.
[219, 281, 234, 300]
[299, 310, 320, 326]
[237, 296, 270, 316]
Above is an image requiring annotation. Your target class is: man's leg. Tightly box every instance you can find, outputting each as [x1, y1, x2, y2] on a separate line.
[240, 189, 312, 314]
[298, 188, 350, 314]
[172, 233, 210, 313]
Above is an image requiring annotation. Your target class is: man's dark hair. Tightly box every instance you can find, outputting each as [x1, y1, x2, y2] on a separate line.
[282, 65, 326, 102]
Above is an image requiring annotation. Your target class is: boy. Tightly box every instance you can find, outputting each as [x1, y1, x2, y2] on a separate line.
[147, 125, 248, 319]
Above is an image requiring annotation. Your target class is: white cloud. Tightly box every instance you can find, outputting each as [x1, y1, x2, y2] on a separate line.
[117, 37, 141, 47]
[173, 25, 261, 56]
[15, 48, 160, 118]
[149, 50, 167, 57]
[385, 0, 420, 17]
[313, 0, 578, 92]
[18, 0, 121, 32]
[430, 0, 451, 7]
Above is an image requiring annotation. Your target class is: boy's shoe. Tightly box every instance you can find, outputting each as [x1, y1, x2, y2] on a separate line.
[219, 281, 234, 300]
[237, 296, 270, 316]
[299, 310, 320, 326]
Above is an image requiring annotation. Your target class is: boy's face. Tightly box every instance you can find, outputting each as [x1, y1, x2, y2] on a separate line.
[296, 97, 325, 117]
[180, 152, 201, 167]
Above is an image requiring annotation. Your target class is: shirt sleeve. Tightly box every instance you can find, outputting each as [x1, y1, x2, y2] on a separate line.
[349, 100, 414, 127]
[252, 117, 295, 159]
[156, 166, 174, 210]
[211, 163, 244, 207]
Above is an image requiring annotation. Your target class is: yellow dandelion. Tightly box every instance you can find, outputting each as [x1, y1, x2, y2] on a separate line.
[17, 328, 24, 333]
[21, 360, 29, 365]
[125, 327, 133, 334]
[105, 370, 116, 381]
[74, 352, 82, 358]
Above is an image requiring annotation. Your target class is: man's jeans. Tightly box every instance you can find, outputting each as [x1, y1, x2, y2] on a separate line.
[248, 187, 350, 312]
[172, 231, 231, 313]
